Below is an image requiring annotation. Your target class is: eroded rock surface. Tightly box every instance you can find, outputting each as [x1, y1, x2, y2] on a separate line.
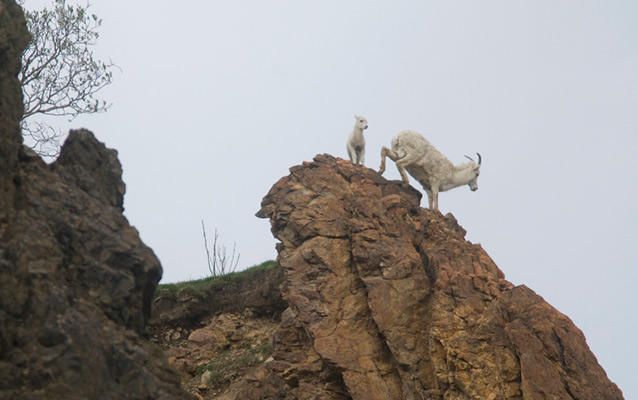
[228, 154, 623, 400]
[147, 263, 287, 398]
[0, 2, 193, 398]
[0, 131, 194, 399]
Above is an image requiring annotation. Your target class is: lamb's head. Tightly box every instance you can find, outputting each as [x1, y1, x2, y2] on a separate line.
[464, 153, 482, 191]
[354, 115, 368, 130]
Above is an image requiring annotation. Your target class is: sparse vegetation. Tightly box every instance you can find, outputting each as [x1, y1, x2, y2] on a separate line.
[149, 260, 284, 396]
[249, 343, 274, 356]
[196, 344, 274, 386]
[201, 221, 241, 277]
[156, 260, 278, 296]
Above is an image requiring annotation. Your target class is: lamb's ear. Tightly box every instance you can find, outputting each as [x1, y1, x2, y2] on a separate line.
[354, 114, 359, 119]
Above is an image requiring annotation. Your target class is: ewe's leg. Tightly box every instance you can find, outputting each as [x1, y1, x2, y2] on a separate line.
[393, 152, 424, 188]
[395, 151, 421, 170]
[425, 189, 434, 210]
[380, 146, 409, 185]
[396, 164, 410, 187]
[431, 185, 440, 211]
[380, 146, 398, 174]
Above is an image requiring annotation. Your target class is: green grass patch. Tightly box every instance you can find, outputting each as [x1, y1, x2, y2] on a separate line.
[196, 358, 251, 385]
[156, 260, 278, 296]
[249, 343, 274, 356]
[195, 346, 271, 385]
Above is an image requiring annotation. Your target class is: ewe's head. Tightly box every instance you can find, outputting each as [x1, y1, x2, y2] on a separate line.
[464, 153, 482, 191]
[354, 115, 368, 130]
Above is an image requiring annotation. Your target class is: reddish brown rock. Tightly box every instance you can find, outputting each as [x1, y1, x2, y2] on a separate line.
[237, 154, 623, 399]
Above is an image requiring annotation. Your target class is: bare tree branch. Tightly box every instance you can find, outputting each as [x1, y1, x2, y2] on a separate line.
[202, 220, 214, 277]
[201, 221, 240, 277]
[18, 0, 117, 157]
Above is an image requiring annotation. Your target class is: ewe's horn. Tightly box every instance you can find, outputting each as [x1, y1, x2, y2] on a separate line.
[465, 153, 482, 167]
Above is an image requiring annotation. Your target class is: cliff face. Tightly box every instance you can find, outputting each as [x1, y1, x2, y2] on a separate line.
[0, 0, 28, 218]
[233, 154, 622, 400]
[0, 2, 192, 398]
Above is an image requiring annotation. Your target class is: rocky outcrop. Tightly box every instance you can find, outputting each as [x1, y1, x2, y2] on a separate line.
[0, 2, 193, 398]
[229, 154, 623, 399]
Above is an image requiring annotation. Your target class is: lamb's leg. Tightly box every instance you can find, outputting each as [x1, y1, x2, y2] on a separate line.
[347, 145, 354, 163]
[431, 185, 439, 211]
[360, 148, 365, 166]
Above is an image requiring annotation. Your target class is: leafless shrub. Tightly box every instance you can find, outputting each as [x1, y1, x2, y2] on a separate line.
[201, 220, 240, 277]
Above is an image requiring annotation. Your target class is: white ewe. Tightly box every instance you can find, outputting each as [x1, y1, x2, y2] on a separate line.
[379, 130, 481, 211]
[346, 115, 368, 165]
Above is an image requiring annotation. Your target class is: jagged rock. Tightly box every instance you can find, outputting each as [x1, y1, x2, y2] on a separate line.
[53, 129, 127, 212]
[0, 2, 193, 398]
[234, 154, 624, 399]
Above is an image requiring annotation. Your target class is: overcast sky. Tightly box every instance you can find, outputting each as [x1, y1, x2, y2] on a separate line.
[22, 0, 637, 397]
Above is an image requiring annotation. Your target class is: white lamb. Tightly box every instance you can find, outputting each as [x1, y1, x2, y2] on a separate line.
[379, 130, 481, 211]
[346, 115, 368, 165]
